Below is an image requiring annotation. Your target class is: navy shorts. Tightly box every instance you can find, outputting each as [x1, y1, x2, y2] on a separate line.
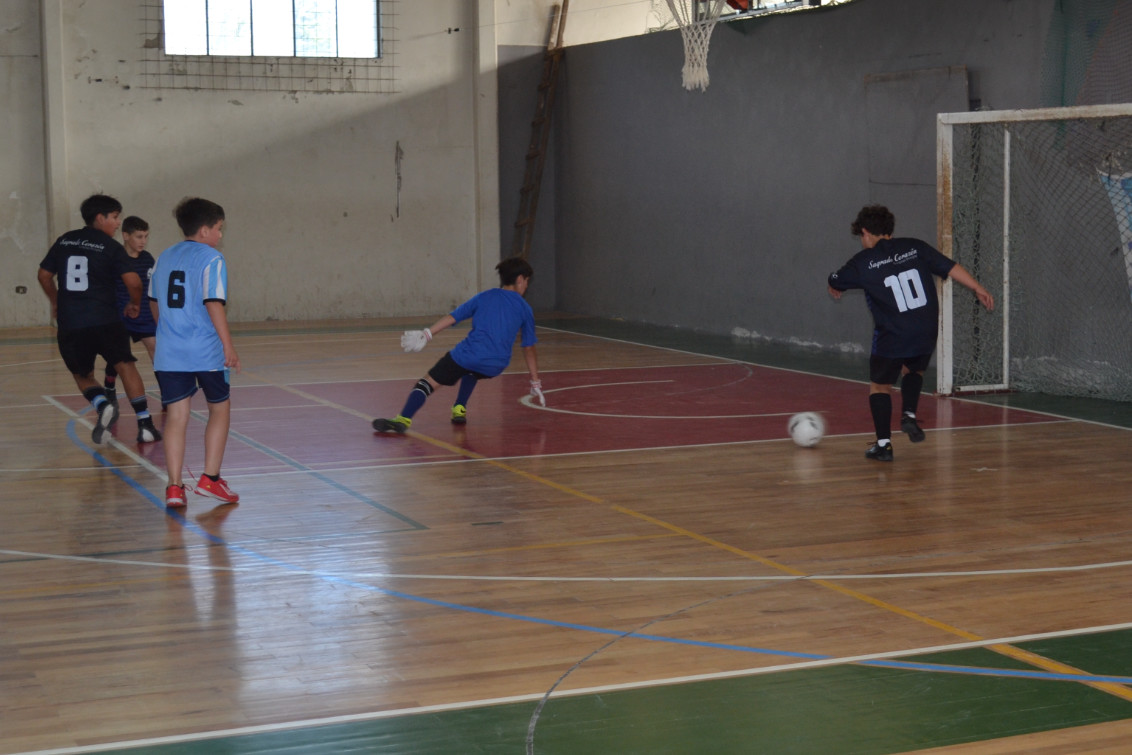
[870, 353, 932, 385]
[58, 322, 137, 376]
[428, 352, 490, 387]
[127, 330, 155, 343]
[155, 369, 231, 405]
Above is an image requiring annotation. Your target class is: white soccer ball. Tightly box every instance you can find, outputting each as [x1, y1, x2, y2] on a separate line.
[788, 412, 825, 448]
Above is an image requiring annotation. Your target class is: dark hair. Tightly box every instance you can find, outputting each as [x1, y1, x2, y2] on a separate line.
[121, 216, 149, 235]
[174, 197, 225, 237]
[496, 256, 534, 286]
[80, 194, 123, 226]
[851, 205, 895, 237]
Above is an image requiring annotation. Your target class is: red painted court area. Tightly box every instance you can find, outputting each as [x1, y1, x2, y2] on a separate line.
[55, 363, 1055, 471]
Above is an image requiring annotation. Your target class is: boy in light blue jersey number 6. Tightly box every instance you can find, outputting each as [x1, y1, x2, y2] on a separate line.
[149, 197, 241, 507]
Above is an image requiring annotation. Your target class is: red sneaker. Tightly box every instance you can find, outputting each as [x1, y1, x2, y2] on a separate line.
[195, 474, 239, 503]
[165, 484, 187, 508]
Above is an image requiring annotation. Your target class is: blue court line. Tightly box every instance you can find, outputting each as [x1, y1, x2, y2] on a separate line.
[66, 418, 1132, 689]
[184, 404, 428, 529]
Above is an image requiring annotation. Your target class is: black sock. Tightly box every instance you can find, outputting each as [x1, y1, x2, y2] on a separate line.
[205, 473, 220, 482]
[130, 396, 151, 421]
[869, 392, 892, 443]
[83, 386, 107, 407]
[901, 372, 923, 416]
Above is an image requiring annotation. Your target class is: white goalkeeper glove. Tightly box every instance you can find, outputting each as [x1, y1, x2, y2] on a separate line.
[400, 328, 432, 353]
[529, 379, 546, 407]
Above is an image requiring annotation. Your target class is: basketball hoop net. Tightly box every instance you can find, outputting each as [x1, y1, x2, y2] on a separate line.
[665, 0, 729, 91]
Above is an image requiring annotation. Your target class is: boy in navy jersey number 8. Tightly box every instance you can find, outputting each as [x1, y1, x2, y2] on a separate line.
[37, 194, 161, 445]
[828, 205, 995, 461]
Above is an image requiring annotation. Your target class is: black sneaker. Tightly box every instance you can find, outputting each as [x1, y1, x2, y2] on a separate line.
[865, 442, 894, 462]
[137, 417, 163, 443]
[372, 417, 410, 434]
[92, 400, 120, 445]
[901, 414, 926, 443]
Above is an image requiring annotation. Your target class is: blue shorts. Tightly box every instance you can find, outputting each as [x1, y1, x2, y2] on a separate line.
[156, 369, 231, 405]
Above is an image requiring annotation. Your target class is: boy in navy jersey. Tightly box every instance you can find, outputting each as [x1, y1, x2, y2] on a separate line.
[37, 194, 161, 445]
[372, 256, 543, 433]
[828, 205, 995, 461]
[149, 198, 240, 507]
[102, 217, 159, 438]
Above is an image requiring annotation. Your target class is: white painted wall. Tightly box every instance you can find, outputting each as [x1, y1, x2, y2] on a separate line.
[3, 0, 505, 327]
[0, 0, 50, 327]
[1, 0, 832, 328]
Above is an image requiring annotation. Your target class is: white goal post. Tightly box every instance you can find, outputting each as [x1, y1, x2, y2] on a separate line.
[937, 103, 1132, 400]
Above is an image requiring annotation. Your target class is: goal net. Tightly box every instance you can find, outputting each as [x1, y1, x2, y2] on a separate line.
[937, 104, 1132, 400]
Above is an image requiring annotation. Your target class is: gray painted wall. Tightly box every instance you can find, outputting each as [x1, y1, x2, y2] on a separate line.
[498, 45, 557, 312]
[549, 0, 1057, 353]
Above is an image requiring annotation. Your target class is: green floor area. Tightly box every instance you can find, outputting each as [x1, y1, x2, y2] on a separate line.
[101, 630, 1132, 754]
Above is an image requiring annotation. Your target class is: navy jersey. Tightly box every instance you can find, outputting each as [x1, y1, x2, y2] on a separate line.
[828, 237, 956, 358]
[39, 227, 134, 331]
[115, 250, 157, 336]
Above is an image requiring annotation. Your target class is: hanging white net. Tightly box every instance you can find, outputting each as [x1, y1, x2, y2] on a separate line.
[664, 0, 729, 91]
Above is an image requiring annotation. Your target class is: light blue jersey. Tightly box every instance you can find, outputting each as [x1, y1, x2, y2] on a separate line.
[149, 240, 229, 372]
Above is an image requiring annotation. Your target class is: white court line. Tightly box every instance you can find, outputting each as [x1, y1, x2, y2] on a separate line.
[242, 358, 731, 388]
[538, 325, 868, 386]
[11, 619, 1132, 755]
[0, 465, 147, 474]
[519, 380, 798, 420]
[7, 545, 1132, 583]
[537, 325, 1132, 432]
[0, 357, 60, 369]
[42, 395, 169, 483]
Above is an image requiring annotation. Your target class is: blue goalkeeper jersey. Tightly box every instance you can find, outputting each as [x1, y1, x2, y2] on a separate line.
[149, 240, 230, 372]
[449, 288, 537, 377]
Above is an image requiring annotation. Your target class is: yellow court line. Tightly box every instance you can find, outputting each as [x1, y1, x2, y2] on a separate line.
[417, 432, 1132, 701]
[428, 533, 681, 560]
[253, 371, 1132, 702]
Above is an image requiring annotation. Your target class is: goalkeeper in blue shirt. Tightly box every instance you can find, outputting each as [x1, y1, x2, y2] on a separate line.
[373, 256, 544, 433]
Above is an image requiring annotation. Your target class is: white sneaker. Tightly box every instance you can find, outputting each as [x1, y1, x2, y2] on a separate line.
[91, 400, 120, 445]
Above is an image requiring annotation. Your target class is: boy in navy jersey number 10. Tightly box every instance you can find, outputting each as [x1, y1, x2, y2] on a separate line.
[828, 205, 994, 462]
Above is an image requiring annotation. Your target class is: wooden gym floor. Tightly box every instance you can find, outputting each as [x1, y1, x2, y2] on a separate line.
[3, 315, 1132, 754]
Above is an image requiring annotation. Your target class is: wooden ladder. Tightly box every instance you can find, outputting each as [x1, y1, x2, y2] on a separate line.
[511, 1, 569, 259]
